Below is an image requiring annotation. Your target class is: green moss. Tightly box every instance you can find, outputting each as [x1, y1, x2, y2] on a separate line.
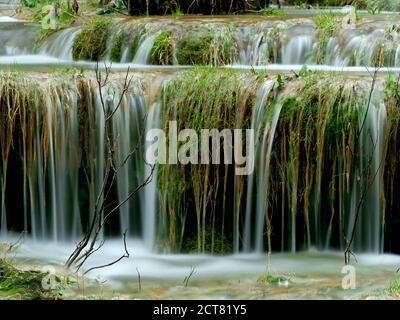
[150, 32, 175, 65]
[110, 32, 125, 62]
[314, 13, 338, 64]
[72, 18, 112, 61]
[176, 31, 214, 65]
[0, 259, 63, 300]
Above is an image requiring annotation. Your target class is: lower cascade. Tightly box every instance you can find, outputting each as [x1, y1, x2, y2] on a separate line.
[0, 69, 399, 255]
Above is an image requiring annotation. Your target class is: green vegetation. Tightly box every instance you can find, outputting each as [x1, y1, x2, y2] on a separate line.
[32, 1, 75, 27]
[314, 13, 338, 64]
[181, 229, 233, 254]
[110, 32, 125, 62]
[176, 27, 237, 66]
[283, 0, 400, 10]
[261, 8, 285, 17]
[257, 273, 291, 286]
[176, 30, 214, 65]
[30, 0, 77, 43]
[210, 25, 239, 66]
[386, 280, 400, 298]
[0, 259, 65, 299]
[158, 68, 262, 252]
[150, 32, 175, 65]
[24, 0, 41, 8]
[171, 5, 184, 18]
[72, 17, 112, 61]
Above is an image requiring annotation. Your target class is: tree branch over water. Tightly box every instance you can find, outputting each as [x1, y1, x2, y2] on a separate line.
[65, 63, 155, 272]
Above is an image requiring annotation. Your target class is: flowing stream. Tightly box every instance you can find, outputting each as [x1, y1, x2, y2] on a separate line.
[1, 11, 400, 298]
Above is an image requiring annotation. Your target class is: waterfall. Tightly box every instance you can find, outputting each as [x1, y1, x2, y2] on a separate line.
[112, 86, 146, 237]
[331, 29, 387, 67]
[395, 44, 400, 67]
[236, 26, 271, 65]
[133, 34, 157, 64]
[243, 80, 277, 252]
[344, 90, 387, 253]
[281, 35, 314, 65]
[38, 28, 79, 60]
[0, 22, 37, 56]
[0, 70, 397, 255]
[22, 87, 82, 242]
[2, 19, 400, 67]
[141, 102, 161, 249]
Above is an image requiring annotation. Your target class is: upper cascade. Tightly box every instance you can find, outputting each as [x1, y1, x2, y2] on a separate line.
[2, 15, 400, 67]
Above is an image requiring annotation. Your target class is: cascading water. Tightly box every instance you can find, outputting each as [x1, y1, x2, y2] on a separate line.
[0, 21, 38, 56]
[0, 70, 394, 252]
[243, 80, 279, 253]
[281, 34, 314, 65]
[141, 102, 161, 249]
[2, 17, 400, 68]
[344, 89, 387, 253]
[18, 85, 82, 241]
[38, 28, 79, 60]
[133, 33, 158, 65]
[112, 85, 147, 237]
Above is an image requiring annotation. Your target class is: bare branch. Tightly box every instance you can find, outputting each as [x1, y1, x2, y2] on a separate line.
[83, 230, 130, 275]
[65, 63, 154, 271]
[136, 267, 142, 292]
[183, 266, 197, 287]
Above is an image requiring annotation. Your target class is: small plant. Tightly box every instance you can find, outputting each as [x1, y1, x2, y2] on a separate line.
[368, 5, 381, 15]
[277, 74, 285, 88]
[257, 273, 291, 286]
[24, 0, 38, 8]
[172, 5, 183, 18]
[366, 0, 382, 15]
[386, 279, 400, 297]
[261, 8, 285, 17]
[32, 0, 77, 43]
[314, 13, 337, 36]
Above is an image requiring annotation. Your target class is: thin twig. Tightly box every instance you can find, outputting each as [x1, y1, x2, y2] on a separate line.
[66, 63, 154, 271]
[83, 230, 130, 275]
[183, 266, 196, 287]
[136, 267, 142, 292]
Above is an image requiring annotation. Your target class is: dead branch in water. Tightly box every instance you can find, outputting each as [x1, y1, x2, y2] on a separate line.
[83, 230, 130, 275]
[183, 266, 197, 287]
[65, 62, 155, 272]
